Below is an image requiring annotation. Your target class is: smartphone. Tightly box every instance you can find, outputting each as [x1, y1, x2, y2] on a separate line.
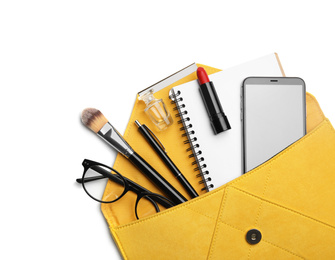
[242, 77, 306, 173]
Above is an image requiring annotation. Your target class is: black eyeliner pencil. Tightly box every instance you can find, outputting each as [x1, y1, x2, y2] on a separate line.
[135, 120, 199, 198]
[81, 108, 187, 205]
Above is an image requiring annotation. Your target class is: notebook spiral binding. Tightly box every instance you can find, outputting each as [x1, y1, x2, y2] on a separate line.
[169, 89, 214, 191]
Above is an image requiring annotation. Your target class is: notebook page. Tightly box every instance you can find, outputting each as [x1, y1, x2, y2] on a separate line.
[171, 54, 283, 190]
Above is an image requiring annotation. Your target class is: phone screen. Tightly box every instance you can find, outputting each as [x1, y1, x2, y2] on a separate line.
[242, 77, 306, 173]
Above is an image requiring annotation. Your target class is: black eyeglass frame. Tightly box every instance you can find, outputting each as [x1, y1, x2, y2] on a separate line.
[78, 159, 175, 218]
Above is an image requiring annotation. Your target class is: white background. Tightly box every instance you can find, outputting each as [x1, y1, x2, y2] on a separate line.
[1, 1, 334, 259]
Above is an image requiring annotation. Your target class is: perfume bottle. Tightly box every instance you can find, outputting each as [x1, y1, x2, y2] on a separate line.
[139, 90, 173, 131]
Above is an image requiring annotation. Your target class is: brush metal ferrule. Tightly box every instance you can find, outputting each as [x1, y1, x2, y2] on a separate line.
[97, 122, 134, 158]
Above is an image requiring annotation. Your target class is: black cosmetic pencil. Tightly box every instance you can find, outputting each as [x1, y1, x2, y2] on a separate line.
[135, 120, 199, 198]
[81, 108, 187, 205]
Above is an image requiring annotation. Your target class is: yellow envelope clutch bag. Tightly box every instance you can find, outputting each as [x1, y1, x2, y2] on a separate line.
[101, 64, 335, 259]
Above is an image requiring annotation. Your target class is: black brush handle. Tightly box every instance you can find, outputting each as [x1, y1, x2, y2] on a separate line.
[128, 152, 187, 205]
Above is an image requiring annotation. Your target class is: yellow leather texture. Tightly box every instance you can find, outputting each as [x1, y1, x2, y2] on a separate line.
[101, 65, 334, 259]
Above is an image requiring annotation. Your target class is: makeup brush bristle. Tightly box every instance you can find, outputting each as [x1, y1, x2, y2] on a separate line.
[81, 108, 108, 133]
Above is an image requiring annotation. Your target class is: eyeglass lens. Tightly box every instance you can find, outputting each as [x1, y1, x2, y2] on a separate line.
[82, 165, 126, 203]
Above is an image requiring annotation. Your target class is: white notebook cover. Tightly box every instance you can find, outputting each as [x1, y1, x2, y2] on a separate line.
[170, 53, 284, 190]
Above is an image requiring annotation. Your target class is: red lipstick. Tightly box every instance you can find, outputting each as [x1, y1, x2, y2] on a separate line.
[196, 67, 231, 135]
[197, 67, 210, 85]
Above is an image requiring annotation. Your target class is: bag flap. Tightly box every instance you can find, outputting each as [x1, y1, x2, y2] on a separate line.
[209, 119, 335, 259]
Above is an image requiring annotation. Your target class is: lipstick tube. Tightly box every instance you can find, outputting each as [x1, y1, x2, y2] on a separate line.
[197, 67, 231, 135]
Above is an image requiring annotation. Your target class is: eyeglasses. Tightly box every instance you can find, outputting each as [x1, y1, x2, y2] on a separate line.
[77, 159, 175, 219]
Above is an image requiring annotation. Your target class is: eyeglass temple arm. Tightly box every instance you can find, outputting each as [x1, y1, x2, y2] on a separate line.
[76, 175, 106, 183]
[123, 176, 175, 209]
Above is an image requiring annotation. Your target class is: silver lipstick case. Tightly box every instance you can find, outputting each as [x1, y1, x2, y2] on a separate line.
[97, 122, 134, 158]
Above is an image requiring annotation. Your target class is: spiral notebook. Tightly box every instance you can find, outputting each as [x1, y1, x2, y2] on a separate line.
[169, 53, 285, 191]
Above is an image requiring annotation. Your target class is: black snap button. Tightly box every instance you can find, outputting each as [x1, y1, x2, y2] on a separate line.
[246, 229, 262, 245]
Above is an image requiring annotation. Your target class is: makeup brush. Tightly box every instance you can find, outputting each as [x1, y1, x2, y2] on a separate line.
[81, 108, 187, 205]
